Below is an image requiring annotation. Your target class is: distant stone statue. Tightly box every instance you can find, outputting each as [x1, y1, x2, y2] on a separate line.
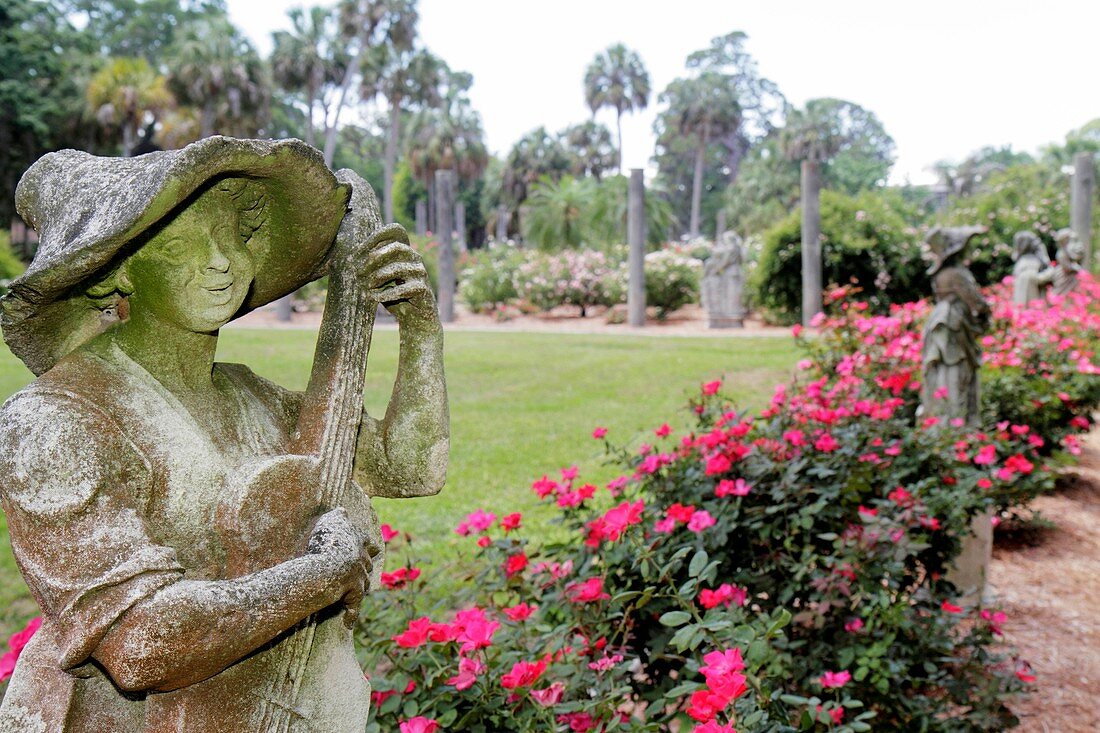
[1048, 227, 1086, 296]
[1010, 230, 1051, 305]
[0, 137, 449, 731]
[921, 226, 990, 426]
[701, 231, 747, 328]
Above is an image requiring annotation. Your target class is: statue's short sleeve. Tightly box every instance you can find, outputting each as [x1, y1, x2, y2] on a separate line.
[0, 389, 184, 670]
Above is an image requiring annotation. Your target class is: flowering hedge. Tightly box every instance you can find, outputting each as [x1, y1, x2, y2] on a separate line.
[354, 272, 1100, 731]
[458, 245, 702, 319]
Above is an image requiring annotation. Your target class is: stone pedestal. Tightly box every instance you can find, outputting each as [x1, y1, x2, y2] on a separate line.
[435, 170, 456, 323]
[801, 160, 823, 327]
[455, 201, 467, 253]
[496, 205, 508, 241]
[702, 232, 746, 329]
[627, 169, 646, 328]
[415, 199, 427, 237]
[948, 509, 994, 606]
[1072, 152, 1094, 270]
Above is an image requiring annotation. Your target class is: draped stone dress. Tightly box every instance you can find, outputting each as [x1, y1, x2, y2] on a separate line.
[0, 339, 371, 732]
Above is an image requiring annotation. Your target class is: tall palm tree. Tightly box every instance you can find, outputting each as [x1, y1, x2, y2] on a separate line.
[561, 121, 616, 181]
[169, 16, 269, 139]
[657, 73, 742, 238]
[583, 44, 650, 174]
[501, 127, 571, 212]
[271, 6, 344, 147]
[86, 57, 173, 156]
[362, 46, 444, 222]
[323, 0, 417, 166]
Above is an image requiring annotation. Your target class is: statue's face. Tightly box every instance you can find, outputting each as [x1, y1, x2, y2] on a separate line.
[126, 188, 256, 333]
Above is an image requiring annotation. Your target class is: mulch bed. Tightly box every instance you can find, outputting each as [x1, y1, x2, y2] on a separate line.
[993, 427, 1100, 732]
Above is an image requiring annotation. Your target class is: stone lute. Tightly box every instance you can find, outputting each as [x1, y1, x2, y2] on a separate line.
[216, 170, 393, 731]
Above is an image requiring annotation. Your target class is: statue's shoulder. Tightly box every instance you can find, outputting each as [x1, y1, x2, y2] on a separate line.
[215, 361, 304, 422]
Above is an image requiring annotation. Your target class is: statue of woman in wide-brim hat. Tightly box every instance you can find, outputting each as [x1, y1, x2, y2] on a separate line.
[920, 225, 990, 426]
[0, 136, 448, 732]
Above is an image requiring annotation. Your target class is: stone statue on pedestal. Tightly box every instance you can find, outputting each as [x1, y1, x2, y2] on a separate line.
[701, 231, 747, 328]
[0, 137, 449, 732]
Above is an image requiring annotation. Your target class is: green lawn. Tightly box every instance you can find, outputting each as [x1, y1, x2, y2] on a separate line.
[0, 327, 798, 638]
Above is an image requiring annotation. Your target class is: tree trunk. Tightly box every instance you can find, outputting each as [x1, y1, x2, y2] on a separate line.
[323, 22, 371, 167]
[1072, 152, 1095, 270]
[801, 159, 823, 327]
[384, 101, 400, 223]
[627, 169, 646, 327]
[689, 140, 705, 238]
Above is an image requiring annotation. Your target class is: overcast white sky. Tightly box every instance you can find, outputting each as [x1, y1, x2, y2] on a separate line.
[227, 0, 1099, 184]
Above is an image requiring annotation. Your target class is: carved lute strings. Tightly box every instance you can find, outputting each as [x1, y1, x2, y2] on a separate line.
[260, 172, 389, 731]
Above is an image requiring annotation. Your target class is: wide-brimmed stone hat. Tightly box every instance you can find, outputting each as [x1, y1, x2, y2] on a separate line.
[3, 136, 350, 375]
[925, 225, 985, 276]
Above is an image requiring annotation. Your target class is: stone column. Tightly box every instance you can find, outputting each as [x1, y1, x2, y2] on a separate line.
[274, 294, 294, 322]
[415, 199, 427, 237]
[496, 205, 508, 241]
[435, 170, 456, 323]
[715, 209, 726, 243]
[801, 160, 823, 327]
[627, 168, 646, 327]
[1072, 152, 1095, 270]
[455, 201, 467, 253]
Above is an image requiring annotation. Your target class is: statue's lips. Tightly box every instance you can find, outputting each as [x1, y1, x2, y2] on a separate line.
[202, 280, 235, 305]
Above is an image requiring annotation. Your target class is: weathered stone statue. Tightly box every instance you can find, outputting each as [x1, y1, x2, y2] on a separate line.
[701, 231, 747, 328]
[0, 137, 449, 732]
[921, 226, 990, 426]
[1048, 227, 1086, 296]
[1010, 230, 1051, 305]
[921, 225, 992, 604]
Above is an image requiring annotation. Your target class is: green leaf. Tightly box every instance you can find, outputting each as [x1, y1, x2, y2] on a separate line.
[688, 549, 709, 577]
[659, 610, 692, 627]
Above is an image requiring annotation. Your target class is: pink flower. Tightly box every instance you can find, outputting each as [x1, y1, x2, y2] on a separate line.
[557, 712, 597, 732]
[705, 453, 732, 475]
[504, 552, 528, 577]
[973, 444, 997, 465]
[592, 426, 608, 439]
[655, 423, 671, 437]
[688, 510, 716, 533]
[503, 602, 537, 621]
[587, 653, 623, 672]
[1015, 661, 1036, 683]
[941, 600, 964, 614]
[585, 500, 645, 546]
[446, 655, 485, 691]
[566, 577, 610, 603]
[500, 512, 522, 532]
[702, 380, 722, 395]
[476, 535, 491, 548]
[818, 670, 851, 689]
[399, 717, 439, 733]
[455, 509, 497, 536]
[453, 607, 500, 653]
[501, 658, 548, 689]
[715, 478, 751, 497]
[698, 583, 747, 609]
[814, 433, 840, 452]
[530, 681, 565, 706]
[381, 567, 421, 590]
[392, 617, 433, 648]
[561, 465, 579, 481]
[844, 617, 864, 633]
[791, 324, 804, 338]
[381, 524, 399, 543]
[654, 517, 677, 533]
[687, 689, 731, 722]
[980, 609, 1007, 636]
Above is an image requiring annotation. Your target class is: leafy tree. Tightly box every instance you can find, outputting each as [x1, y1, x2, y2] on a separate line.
[930, 145, 1033, 198]
[270, 5, 346, 148]
[500, 126, 571, 212]
[654, 32, 784, 238]
[86, 57, 174, 156]
[1042, 118, 1100, 168]
[561, 121, 616, 181]
[60, 0, 226, 62]
[323, 0, 417, 165]
[522, 175, 592, 250]
[0, 0, 87, 223]
[168, 15, 269, 139]
[583, 43, 650, 174]
[362, 46, 444, 221]
[657, 74, 742, 238]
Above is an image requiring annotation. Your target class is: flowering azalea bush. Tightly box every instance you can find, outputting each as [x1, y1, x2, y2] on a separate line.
[515, 249, 623, 317]
[459, 245, 524, 314]
[638, 249, 702, 319]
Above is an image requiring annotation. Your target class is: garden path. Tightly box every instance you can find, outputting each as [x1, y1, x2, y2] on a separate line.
[231, 304, 792, 338]
[995, 425, 1100, 733]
